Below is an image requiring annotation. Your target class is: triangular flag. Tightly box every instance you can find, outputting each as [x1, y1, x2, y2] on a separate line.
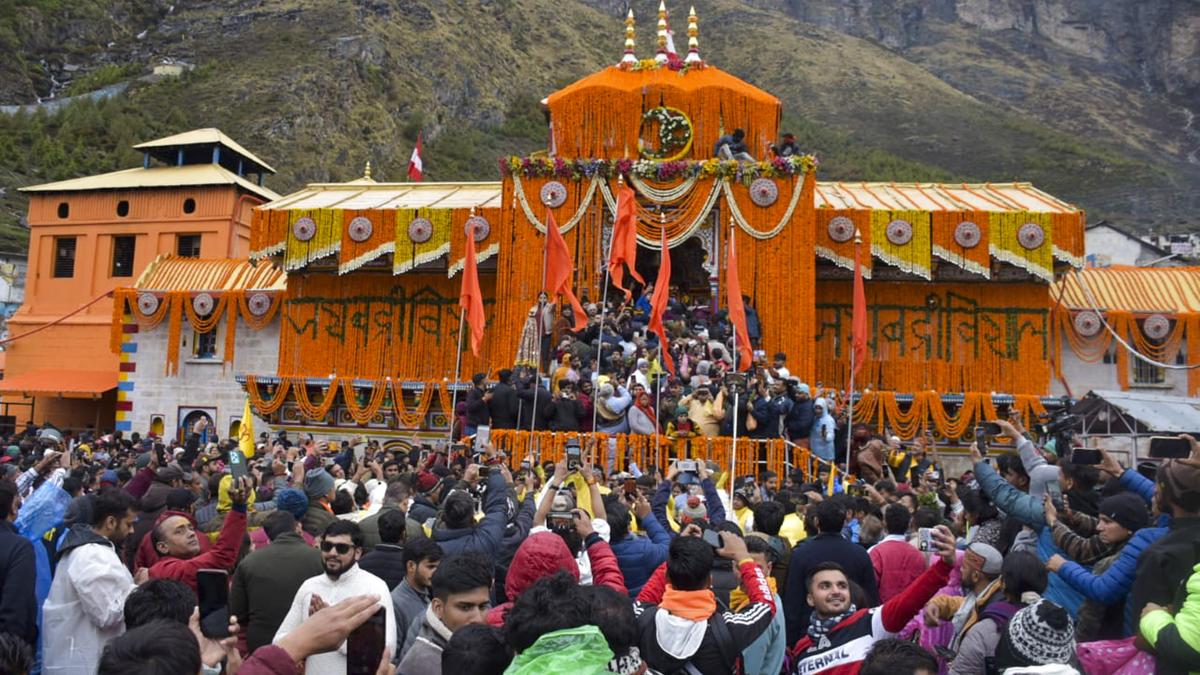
[647, 227, 675, 373]
[608, 184, 644, 299]
[851, 234, 867, 379]
[543, 211, 587, 332]
[725, 230, 753, 371]
[238, 398, 255, 458]
[460, 219, 486, 356]
[407, 134, 424, 182]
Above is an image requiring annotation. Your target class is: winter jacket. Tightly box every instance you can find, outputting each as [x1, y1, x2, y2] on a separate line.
[488, 381, 520, 429]
[810, 398, 835, 461]
[235, 645, 300, 675]
[431, 471, 508, 559]
[301, 502, 335, 537]
[741, 591, 787, 675]
[397, 604, 451, 675]
[948, 600, 1020, 675]
[517, 383, 553, 430]
[359, 543, 405, 591]
[973, 459, 1084, 616]
[391, 578, 431, 654]
[1139, 560, 1200, 675]
[1133, 516, 1200, 620]
[869, 535, 928, 603]
[148, 507, 246, 595]
[132, 509, 212, 570]
[547, 396, 585, 431]
[612, 485, 674, 597]
[629, 404, 658, 435]
[465, 387, 489, 426]
[0, 520, 36, 648]
[229, 530, 324, 653]
[789, 558, 952, 675]
[486, 531, 627, 626]
[123, 478, 173, 571]
[783, 532, 880, 645]
[635, 559, 777, 674]
[358, 503, 401, 552]
[42, 525, 136, 675]
[786, 398, 815, 441]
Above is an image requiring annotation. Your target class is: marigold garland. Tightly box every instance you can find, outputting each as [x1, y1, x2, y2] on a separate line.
[870, 209, 932, 279]
[245, 375, 292, 415]
[291, 378, 338, 422]
[340, 379, 389, 425]
[390, 381, 437, 428]
[851, 390, 1045, 441]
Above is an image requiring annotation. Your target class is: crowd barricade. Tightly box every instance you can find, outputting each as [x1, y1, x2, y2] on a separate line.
[490, 430, 821, 488]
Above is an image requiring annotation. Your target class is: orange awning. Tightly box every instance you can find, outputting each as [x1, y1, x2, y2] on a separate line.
[0, 370, 118, 398]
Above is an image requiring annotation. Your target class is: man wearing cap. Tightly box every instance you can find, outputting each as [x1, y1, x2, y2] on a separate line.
[922, 542, 1004, 675]
[407, 470, 444, 531]
[302, 467, 337, 536]
[771, 132, 801, 158]
[1044, 489, 1150, 640]
[785, 383, 814, 446]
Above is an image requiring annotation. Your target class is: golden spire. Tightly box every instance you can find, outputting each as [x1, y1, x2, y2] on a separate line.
[363, 160, 372, 181]
[621, 8, 637, 64]
[655, 0, 668, 63]
[685, 5, 702, 64]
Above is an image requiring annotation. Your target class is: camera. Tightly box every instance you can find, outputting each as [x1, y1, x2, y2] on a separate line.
[677, 459, 699, 473]
[1036, 401, 1080, 458]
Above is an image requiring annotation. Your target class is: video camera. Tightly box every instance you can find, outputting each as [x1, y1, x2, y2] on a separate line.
[1035, 399, 1080, 459]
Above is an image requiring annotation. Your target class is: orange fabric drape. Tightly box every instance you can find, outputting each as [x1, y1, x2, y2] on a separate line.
[815, 280, 1051, 396]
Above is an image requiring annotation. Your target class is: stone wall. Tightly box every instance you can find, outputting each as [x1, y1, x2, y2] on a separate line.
[124, 317, 278, 441]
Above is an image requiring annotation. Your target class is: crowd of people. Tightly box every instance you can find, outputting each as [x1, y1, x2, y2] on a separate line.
[0, 405, 1197, 675]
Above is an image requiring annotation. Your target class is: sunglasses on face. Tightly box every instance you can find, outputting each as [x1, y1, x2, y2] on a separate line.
[320, 541, 354, 555]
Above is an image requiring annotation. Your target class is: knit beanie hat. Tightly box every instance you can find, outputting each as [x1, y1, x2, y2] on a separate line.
[679, 495, 707, 523]
[1097, 492, 1149, 532]
[135, 452, 152, 469]
[994, 599, 1077, 670]
[415, 470, 441, 494]
[275, 488, 309, 520]
[303, 468, 335, 500]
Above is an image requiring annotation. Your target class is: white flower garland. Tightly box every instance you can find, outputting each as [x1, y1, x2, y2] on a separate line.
[597, 180, 722, 249]
[512, 173, 602, 234]
[629, 173, 699, 202]
[720, 177, 804, 240]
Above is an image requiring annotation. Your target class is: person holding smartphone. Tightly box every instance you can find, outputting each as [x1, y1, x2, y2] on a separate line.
[148, 476, 252, 595]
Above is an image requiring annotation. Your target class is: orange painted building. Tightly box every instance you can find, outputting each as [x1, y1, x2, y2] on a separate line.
[2, 129, 277, 432]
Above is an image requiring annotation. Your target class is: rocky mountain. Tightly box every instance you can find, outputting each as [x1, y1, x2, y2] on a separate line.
[0, 0, 1196, 253]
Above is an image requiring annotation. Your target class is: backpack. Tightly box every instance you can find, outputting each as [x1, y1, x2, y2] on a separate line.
[637, 606, 742, 675]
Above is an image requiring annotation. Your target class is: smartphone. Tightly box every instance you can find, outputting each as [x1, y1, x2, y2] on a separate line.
[978, 422, 1003, 436]
[346, 606, 386, 675]
[677, 459, 698, 473]
[974, 425, 991, 455]
[702, 528, 723, 549]
[229, 449, 248, 482]
[547, 511, 575, 529]
[917, 527, 933, 552]
[1046, 480, 1064, 509]
[1071, 448, 1102, 465]
[197, 569, 230, 638]
[1149, 436, 1192, 459]
[565, 442, 582, 472]
[475, 425, 491, 450]
[478, 464, 491, 479]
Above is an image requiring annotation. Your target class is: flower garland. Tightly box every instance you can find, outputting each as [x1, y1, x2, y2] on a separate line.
[291, 378, 338, 422]
[852, 391, 1049, 441]
[500, 155, 816, 183]
[512, 173, 603, 235]
[390, 381, 438, 428]
[639, 106, 694, 161]
[244, 376, 293, 415]
[340, 378, 389, 425]
[869, 209, 932, 280]
[721, 175, 805, 240]
[616, 58, 707, 74]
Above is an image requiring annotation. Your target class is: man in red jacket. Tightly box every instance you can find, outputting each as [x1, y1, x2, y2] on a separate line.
[148, 476, 250, 594]
[867, 503, 926, 602]
[790, 525, 957, 674]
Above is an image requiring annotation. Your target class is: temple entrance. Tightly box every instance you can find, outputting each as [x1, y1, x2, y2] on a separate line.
[633, 236, 712, 302]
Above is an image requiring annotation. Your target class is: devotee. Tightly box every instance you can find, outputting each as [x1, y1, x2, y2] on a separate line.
[713, 128, 753, 161]
[0, 479, 35, 650]
[390, 536, 442, 649]
[397, 552, 493, 675]
[148, 475, 250, 594]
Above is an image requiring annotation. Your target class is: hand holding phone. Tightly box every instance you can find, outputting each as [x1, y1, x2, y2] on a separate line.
[346, 606, 386, 675]
[197, 569, 230, 639]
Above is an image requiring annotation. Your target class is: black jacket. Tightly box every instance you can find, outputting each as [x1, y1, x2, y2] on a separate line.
[783, 532, 880, 645]
[358, 543, 406, 591]
[786, 398, 815, 439]
[1132, 516, 1200, 616]
[547, 397, 584, 431]
[488, 382, 520, 429]
[517, 383, 552, 431]
[465, 387, 490, 426]
[0, 520, 36, 649]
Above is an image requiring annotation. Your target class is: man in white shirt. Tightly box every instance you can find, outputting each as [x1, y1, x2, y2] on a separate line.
[765, 351, 791, 384]
[274, 520, 395, 674]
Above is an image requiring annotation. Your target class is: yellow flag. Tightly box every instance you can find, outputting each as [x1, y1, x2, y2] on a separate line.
[827, 463, 837, 496]
[239, 399, 256, 458]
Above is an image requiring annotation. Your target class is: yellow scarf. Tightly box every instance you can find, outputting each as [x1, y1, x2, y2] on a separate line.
[730, 575, 778, 611]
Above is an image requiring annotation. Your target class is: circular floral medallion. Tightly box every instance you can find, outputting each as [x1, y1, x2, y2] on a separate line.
[347, 216, 373, 242]
[247, 293, 272, 317]
[749, 178, 779, 207]
[1073, 311, 1103, 338]
[886, 219, 913, 246]
[137, 292, 159, 316]
[827, 216, 854, 243]
[1143, 314, 1171, 340]
[192, 292, 214, 316]
[540, 181, 568, 208]
[292, 216, 317, 242]
[465, 215, 490, 241]
[1018, 222, 1045, 250]
[407, 218, 433, 243]
[954, 221, 981, 248]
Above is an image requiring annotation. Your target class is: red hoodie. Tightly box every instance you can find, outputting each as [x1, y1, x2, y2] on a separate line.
[149, 508, 247, 595]
[133, 510, 212, 571]
[486, 531, 627, 626]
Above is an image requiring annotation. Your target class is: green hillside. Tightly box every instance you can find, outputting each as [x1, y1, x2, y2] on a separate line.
[0, 0, 1195, 253]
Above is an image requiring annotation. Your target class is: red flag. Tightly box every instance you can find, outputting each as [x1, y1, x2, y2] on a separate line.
[459, 220, 486, 356]
[725, 232, 753, 371]
[543, 211, 587, 332]
[607, 184, 644, 299]
[647, 228, 675, 373]
[407, 134, 423, 182]
[851, 236, 867, 378]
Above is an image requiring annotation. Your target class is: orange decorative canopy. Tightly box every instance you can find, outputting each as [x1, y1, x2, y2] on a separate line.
[545, 65, 780, 160]
[0, 370, 118, 398]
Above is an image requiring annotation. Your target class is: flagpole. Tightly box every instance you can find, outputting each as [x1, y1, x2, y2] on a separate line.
[530, 213, 552, 434]
[844, 231, 861, 472]
[729, 218, 739, 495]
[593, 270, 611, 432]
[449, 310, 466, 444]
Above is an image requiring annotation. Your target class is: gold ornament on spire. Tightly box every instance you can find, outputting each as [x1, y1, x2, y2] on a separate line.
[621, 8, 636, 64]
[655, 0, 668, 63]
[685, 5, 702, 63]
[363, 160, 372, 180]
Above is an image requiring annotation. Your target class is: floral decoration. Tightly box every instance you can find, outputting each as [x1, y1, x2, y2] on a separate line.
[499, 155, 817, 185]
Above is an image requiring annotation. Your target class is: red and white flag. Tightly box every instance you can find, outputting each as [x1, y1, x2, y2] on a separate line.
[407, 134, 424, 182]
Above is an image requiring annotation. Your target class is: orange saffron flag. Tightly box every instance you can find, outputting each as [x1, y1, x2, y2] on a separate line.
[460, 219, 486, 356]
[543, 211, 588, 332]
[726, 231, 753, 371]
[608, 184, 644, 299]
[647, 227, 675, 373]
